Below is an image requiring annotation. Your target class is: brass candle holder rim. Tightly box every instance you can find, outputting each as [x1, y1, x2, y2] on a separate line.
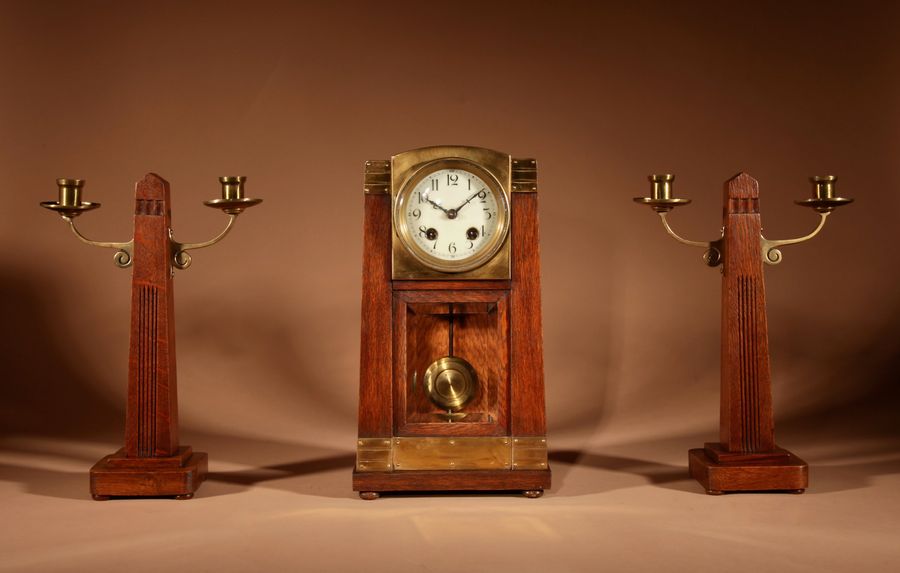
[56, 178, 85, 187]
[218, 176, 247, 184]
[795, 197, 853, 213]
[648, 174, 675, 181]
[633, 197, 691, 212]
[40, 200, 101, 218]
[811, 175, 837, 182]
[203, 197, 263, 214]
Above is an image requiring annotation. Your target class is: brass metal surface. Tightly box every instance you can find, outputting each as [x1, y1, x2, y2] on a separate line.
[650, 174, 674, 200]
[511, 158, 538, 192]
[634, 175, 692, 213]
[355, 436, 550, 472]
[659, 212, 724, 267]
[392, 437, 512, 471]
[219, 176, 246, 200]
[424, 356, 477, 411]
[42, 176, 261, 270]
[391, 146, 512, 280]
[356, 438, 393, 472]
[795, 175, 853, 213]
[203, 197, 263, 215]
[636, 174, 852, 267]
[57, 178, 84, 207]
[511, 437, 549, 470]
[204, 176, 262, 215]
[174, 177, 262, 269]
[40, 200, 102, 219]
[40, 179, 133, 267]
[364, 160, 391, 195]
[41, 179, 101, 218]
[761, 212, 829, 265]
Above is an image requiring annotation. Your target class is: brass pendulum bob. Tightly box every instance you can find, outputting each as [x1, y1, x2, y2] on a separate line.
[424, 303, 477, 422]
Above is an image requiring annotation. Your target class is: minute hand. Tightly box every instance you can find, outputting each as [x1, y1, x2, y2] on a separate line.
[454, 190, 484, 214]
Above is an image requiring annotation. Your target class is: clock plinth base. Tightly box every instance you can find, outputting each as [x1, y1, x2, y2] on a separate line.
[689, 444, 807, 495]
[353, 469, 550, 497]
[89, 446, 207, 499]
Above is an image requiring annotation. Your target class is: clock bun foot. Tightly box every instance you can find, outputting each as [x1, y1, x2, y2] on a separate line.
[522, 489, 543, 498]
[359, 491, 380, 500]
[91, 494, 110, 501]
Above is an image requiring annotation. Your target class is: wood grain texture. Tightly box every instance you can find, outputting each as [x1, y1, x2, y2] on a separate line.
[357, 192, 393, 438]
[91, 447, 207, 498]
[353, 469, 550, 492]
[126, 174, 178, 457]
[509, 192, 547, 437]
[90, 174, 207, 499]
[691, 173, 807, 493]
[393, 293, 509, 436]
[719, 173, 775, 453]
[355, 155, 549, 494]
[689, 448, 807, 494]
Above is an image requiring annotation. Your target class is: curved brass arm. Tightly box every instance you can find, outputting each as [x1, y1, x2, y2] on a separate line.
[658, 212, 724, 267]
[65, 217, 134, 268]
[761, 212, 829, 266]
[170, 214, 237, 270]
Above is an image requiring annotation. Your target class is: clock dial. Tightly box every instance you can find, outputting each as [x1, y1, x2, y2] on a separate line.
[395, 160, 509, 273]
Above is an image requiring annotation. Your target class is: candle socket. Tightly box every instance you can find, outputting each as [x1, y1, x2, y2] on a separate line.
[219, 176, 246, 200]
[812, 176, 836, 200]
[57, 179, 85, 207]
[649, 174, 675, 201]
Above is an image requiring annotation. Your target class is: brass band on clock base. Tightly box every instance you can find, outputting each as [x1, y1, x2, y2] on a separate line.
[354, 436, 550, 498]
[688, 444, 807, 495]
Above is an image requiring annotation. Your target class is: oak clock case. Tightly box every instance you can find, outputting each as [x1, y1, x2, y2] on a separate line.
[354, 146, 550, 499]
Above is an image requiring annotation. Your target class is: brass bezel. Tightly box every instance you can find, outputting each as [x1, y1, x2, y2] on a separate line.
[392, 146, 512, 280]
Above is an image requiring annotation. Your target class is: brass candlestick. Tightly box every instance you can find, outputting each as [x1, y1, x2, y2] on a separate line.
[41, 173, 261, 500]
[634, 172, 852, 494]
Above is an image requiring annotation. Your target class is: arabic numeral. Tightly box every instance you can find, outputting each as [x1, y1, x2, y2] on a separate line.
[431, 179, 438, 192]
[418, 225, 428, 237]
[477, 189, 487, 202]
[484, 209, 492, 219]
[448, 242, 457, 254]
[447, 173, 458, 186]
[411, 208, 421, 219]
[467, 241, 474, 249]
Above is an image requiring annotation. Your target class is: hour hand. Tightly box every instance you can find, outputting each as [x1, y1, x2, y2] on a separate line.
[424, 195, 450, 215]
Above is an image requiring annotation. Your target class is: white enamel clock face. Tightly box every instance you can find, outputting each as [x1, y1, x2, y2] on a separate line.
[395, 161, 509, 273]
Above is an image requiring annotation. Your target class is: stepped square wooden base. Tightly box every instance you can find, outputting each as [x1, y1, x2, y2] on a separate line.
[353, 469, 551, 499]
[689, 443, 807, 495]
[90, 446, 207, 500]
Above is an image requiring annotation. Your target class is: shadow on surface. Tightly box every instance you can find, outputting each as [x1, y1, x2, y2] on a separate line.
[0, 462, 87, 501]
[549, 448, 695, 496]
[0, 269, 122, 441]
[203, 451, 357, 500]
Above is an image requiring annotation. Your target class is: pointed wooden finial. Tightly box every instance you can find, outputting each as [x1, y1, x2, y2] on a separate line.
[135, 173, 170, 201]
[724, 172, 760, 215]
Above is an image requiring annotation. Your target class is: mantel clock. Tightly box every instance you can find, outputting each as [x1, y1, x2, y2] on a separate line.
[354, 146, 550, 499]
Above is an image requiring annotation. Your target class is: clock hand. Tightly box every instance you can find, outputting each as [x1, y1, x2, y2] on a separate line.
[422, 192, 451, 216]
[453, 190, 483, 214]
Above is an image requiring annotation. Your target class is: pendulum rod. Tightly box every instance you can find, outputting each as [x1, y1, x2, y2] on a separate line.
[448, 303, 454, 356]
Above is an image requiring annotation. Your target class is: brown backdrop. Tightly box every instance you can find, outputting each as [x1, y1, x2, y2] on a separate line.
[2, 0, 898, 465]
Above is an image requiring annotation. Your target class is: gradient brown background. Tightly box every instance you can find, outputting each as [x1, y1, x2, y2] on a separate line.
[2, 1, 899, 571]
